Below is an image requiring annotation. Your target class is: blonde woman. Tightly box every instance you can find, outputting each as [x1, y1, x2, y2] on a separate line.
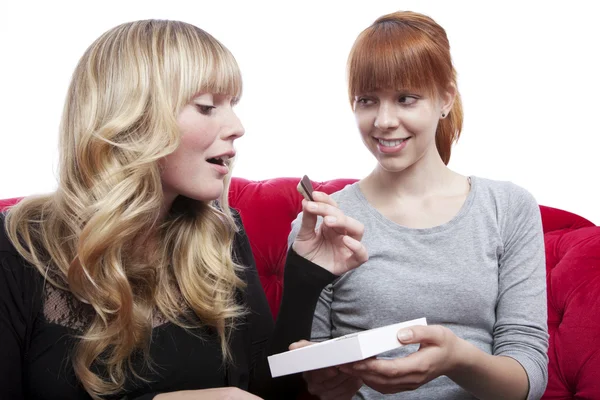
[289, 11, 548, 400]
[0, 20, 367, 400]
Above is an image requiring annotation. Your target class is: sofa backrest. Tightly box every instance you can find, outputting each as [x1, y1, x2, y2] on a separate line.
[2, 177, 599, 398]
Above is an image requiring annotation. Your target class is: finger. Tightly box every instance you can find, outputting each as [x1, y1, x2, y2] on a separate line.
[289, 340, 313, 350]
[302, 201, 365, 242]
[362, 372, 424, 393]
[397, 325, 446, 345]
[296, 199, 319, 239]
[306, 201, 345, 220]
[333, 378, 364, 400]
[319, 376, 362, 400]
[307, 371, 349, 396]
[342, 358, 410, 379]
[328, 377, 363, 400]
[361, 378, 404, 395]
[297, 200, 346, 240]
[304, 366, 340, 384]
[312, 191, 339, 208]
[323, 214, 365, 241]
[342, 235, 369, 265]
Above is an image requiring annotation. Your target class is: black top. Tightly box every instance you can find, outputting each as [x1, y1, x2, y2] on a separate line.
[0, 212, 335, 399]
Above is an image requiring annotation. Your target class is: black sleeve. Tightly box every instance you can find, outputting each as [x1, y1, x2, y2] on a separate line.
[0, 254, 26, 399]
[232, 213, 336, 399]
[0, 217, 40, 400]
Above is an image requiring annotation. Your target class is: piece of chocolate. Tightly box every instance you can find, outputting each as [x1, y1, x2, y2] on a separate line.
[297, 175, 314, 201]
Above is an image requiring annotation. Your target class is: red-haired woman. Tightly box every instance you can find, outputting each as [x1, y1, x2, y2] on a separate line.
[289, 11, 548, 400]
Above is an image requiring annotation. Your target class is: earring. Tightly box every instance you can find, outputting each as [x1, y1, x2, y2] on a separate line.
[441, 112, 446, 118]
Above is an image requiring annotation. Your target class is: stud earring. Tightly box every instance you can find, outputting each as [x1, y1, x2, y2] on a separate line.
[441, 113, 446, 118]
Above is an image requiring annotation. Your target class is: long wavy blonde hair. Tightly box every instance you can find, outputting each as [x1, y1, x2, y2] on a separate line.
[5, 19, 246, 398]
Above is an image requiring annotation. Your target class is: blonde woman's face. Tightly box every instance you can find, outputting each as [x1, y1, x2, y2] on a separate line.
[161, 93, 244, 204]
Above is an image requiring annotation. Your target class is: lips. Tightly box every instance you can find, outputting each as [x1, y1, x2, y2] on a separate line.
[206, 151, 235, 166]
[374, 137, 410, 154]
[377, 138, 409, 147]
[206, 156, 227, 166]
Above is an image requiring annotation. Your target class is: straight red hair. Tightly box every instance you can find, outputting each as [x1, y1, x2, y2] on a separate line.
[348, 11, 463, 165]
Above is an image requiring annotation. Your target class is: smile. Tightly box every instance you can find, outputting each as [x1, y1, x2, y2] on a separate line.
[377, 138, 409, 147]
[374, 137, 410, 154]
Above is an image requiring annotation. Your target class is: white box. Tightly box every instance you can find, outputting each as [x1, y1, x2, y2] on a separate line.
[268, 317, 427, 377]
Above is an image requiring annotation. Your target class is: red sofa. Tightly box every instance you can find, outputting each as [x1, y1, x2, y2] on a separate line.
[2, 177, 599, 399]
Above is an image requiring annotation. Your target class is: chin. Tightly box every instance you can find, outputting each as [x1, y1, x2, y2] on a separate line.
[184, 184, 225, 203]
[377, 158, 414, 173]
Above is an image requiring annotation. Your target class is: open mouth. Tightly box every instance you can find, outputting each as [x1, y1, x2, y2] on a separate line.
[207, 157, 226, 166]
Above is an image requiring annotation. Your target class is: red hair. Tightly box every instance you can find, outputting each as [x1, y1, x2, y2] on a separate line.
[347, 11, 463, 165]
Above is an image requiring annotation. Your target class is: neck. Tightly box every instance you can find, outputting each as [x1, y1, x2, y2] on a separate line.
[159, 192, 177, 222]
[362, 146, 459, 199]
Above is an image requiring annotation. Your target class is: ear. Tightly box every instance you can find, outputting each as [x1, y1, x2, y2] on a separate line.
[440, 83, 457, 118]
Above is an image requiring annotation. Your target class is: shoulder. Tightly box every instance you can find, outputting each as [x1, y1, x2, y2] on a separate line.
[473, 176, 536, 204]
[229, 207, 254, 267]
[472, 177, 542, 240]
[230, 207, 249, 245]
[472, 176, 539, 215]
[329, 182, 361, 205]
[0, 213, 43, 308]
[0, 213, 21, 256]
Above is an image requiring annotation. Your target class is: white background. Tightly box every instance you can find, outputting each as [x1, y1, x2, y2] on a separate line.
[1, 1, 599, 224]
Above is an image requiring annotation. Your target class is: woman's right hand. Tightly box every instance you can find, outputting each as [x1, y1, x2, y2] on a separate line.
[289, 340, 363, 400]
[292, 191, 368, 276]
[153, 387, 263, 399]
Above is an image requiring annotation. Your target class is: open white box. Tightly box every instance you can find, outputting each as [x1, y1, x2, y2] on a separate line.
[268, 317, 427, 377]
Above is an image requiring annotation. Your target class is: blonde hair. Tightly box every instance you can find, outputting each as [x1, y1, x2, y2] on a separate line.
[348, 11, 463, 164]
[5, 19, 245, 398]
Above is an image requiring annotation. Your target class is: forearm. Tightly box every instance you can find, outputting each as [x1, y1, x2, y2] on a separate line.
[448, 339, 529, 400]
[269, 248, 336, 355]
[249, 248, 336, 398]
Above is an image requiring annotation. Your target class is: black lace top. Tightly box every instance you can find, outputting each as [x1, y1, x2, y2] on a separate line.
[0, 213, 335, 399]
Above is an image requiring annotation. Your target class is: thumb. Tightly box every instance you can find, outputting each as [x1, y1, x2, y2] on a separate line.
[397, 325, 442, 345]
[289, 339, 314, 350]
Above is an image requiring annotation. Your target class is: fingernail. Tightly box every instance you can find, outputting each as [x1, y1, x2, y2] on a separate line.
[325, 216, 337, 224]
[307, 202, 317, 211]
[353, 364, 366, 371]
[397, 329, 413, 341]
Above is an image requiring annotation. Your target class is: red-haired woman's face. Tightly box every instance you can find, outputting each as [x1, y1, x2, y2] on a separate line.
[353, 88, 451, 172]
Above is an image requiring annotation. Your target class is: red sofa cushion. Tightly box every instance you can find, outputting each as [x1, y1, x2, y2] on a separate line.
[2, 177, 599, 398]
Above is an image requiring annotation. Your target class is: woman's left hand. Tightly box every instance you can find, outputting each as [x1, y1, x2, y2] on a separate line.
[339, 325, 462, 394]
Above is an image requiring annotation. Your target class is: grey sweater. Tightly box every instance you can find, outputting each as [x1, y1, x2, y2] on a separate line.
[288, 176, 549, 400]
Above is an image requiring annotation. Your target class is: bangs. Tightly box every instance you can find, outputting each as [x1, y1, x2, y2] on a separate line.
[201, 47, 242, 99]
[348, 20, 449, 101]
[176, 25, 243, 104]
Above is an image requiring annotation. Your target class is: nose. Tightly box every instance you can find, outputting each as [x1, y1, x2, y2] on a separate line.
[374, 101, 400, 131]
[222, 108, 245, 141]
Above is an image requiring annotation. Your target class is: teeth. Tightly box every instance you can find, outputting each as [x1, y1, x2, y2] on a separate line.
[378, 138, 407, 147]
